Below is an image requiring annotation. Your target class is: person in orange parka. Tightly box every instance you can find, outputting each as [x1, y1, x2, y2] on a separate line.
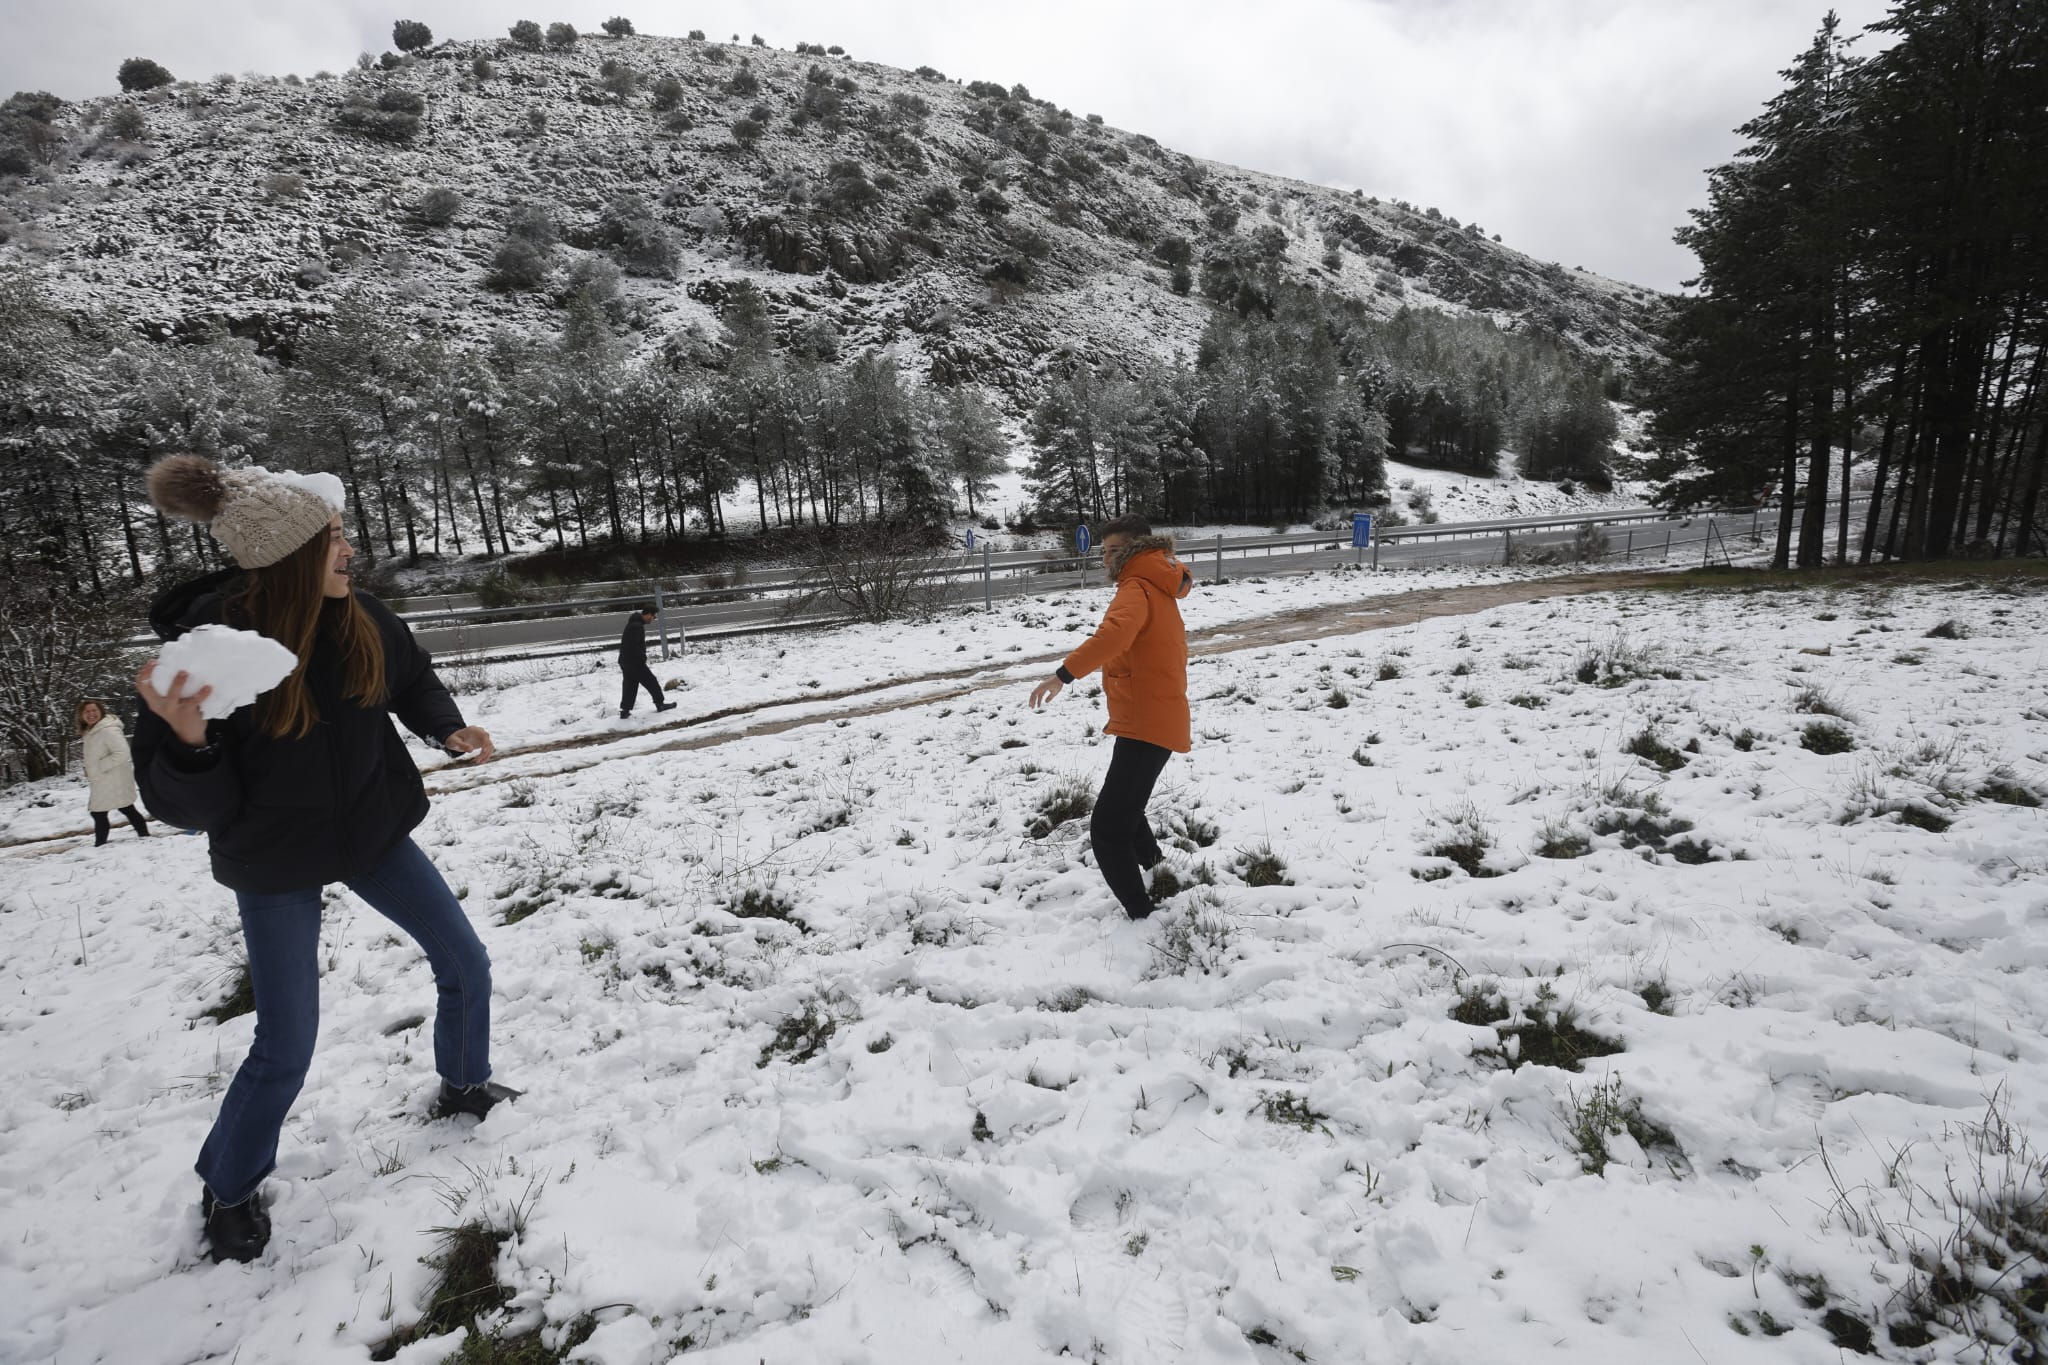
[1029, 514, 1195, 919]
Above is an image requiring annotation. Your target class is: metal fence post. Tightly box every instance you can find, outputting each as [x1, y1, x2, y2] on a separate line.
[1625, 529, 1633, 561]
[654, 584, 670, 660]
[1502, 528, 1512, 566]
[1214, 534, 1224, 584]
[982, 542, 992, 611]
[1664, 526, 1672, 560]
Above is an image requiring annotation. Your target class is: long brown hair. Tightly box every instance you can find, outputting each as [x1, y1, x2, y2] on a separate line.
[75, 699, 109, 735]
[233, 524, 387, 738]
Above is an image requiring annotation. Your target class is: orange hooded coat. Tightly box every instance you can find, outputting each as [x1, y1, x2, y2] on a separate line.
[1059, 536, 1196, 753]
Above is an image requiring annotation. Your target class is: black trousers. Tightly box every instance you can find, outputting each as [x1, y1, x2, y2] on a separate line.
[1090, 738, 1172, 918]
[93, 806, 150, 845]
[620, 661, 665, 713]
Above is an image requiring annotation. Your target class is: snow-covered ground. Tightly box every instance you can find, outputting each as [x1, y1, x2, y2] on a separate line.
[5, 566, 2048, 1364]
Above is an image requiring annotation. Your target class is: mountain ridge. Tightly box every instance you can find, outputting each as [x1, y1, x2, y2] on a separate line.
[2, 28, 1660, 399]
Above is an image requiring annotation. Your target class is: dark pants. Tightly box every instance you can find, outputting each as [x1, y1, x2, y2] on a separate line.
[92, 806, 149, 845]
[1090, 738, 1172, 918]
[620, 661, 665, 714]
[196, 837, 493, 1206]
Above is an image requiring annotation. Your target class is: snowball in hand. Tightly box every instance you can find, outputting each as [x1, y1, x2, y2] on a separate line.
[154, 625, 299, 720]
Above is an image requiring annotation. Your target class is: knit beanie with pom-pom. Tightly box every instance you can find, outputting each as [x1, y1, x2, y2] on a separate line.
[146, 456, 346, 569]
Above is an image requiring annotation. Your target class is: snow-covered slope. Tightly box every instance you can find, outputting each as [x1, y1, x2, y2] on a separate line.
[4, 567, 2046, 1361]
[2, 31, 1658, 396]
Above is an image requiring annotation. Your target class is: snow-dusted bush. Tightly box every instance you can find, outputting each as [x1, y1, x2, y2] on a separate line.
[545, 22, 579, 50]
[597, 195, 675, 277]
[391, 20, 433, 52]
[117, 58, 174, 92]
[601, 16, 635, 37]
[507, 20, 543, 51]
[822, 160, 880, 217]
[413, 186, 461, 225]
[103, 105, 147, 143]
[333, 89, 423, 144]
[650, 74, 684, 110]
[599, 63, 638, 102]
[489, 237, 551, 291]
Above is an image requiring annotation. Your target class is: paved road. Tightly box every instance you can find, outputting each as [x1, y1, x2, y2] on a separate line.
[411, 502, 1845, 661]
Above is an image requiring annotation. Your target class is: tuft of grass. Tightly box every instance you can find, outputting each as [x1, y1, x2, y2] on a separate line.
[1638, 980, 1674, 1016]
[1792, 684, 1852, 718]
[1231, 843, 1292, 887]
[1041, 986, 1098, 1013]
[758, 996, 844, 1068]
[1624, 728, 1688, 772]
[1161, 808, 1220, 850]
[1507, 693, 1547, 709]
[1565, 1075, 1677, 1175]
[1327, 687, 1349, 709]
[1534, 818, 1591, 860]
[1923, 618, 1968, 639]
[1897, 803, 1953, 833]
[1259, 1091, 1329, 1133]
[373, 1221, 598, 1363]
[727, 885, 801, 926]
[1376, 660, 1402, 681]
[1589, 788, 1695, 853]
[1732, 727, 1760, 751]
[1451, 982, 1511, 1028]
[1146, 863, 1188, 905]
[1666, 835, 1723, 865]
[1982, 775, 2042, 808]
[1572, 633, 1663, 688]
[865, 1033, 894, 1054]
[1026, 775, 1095, 839]
[1874, 1088, 2048, 1356]
[1426, 806, 1499, 877]
[201, 959, 255, 1024]
[971, 1109, 993, 1142]
[1483, 985, 1625, 1073]
[1146, 891, 1234, 978]
[1800, 720, 1856, 755]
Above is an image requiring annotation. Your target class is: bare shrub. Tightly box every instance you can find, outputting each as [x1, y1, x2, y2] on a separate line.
[793, 527, 949, 624]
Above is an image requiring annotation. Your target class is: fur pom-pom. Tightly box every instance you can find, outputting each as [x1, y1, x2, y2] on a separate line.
[147, 455, 228, 523]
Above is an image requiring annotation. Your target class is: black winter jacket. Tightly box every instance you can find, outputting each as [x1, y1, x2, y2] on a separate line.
[134, 569, 466, 893]
[619, 612, 648, 668]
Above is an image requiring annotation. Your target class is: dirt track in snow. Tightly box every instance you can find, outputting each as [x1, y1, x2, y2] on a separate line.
[5, 571, 1673, 851]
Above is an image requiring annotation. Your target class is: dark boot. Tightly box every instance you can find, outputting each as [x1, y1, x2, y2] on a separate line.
[656, 701, 677, 712]
[201, 1188, 271, 1264]
[432, 1078, 522, 1120]
[124, 807, 150, 838]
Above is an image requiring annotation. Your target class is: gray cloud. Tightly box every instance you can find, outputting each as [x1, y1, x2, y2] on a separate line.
[6, 0, 1895, 291]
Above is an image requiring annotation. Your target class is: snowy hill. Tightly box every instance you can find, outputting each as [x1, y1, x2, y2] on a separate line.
[2, 30, 1659, 397]
[5, 564, 2048, 1360]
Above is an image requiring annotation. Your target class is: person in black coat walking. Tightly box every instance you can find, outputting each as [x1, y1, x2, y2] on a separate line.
[619, 605, 676, 718]
[134, 455, 518, 1266]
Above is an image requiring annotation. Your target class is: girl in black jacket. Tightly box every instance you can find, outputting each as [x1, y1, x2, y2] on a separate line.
[135, 456, 517, 1264]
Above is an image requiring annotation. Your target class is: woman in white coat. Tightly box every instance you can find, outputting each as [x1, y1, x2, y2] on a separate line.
[77, 700, 151, 845]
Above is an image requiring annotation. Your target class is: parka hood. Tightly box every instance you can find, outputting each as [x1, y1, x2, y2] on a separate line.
[1114, 534, 1194, 600]
[147, 567, 240, 643]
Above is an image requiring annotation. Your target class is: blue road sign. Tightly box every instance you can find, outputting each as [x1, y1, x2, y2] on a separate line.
[1351, 513, 1373, 549]
[1076, 524, 1091, 555]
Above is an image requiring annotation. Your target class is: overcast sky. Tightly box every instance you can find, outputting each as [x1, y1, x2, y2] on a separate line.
[10, 0, 1897, 292]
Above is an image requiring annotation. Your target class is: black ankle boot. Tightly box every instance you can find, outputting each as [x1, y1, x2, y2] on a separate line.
[432, 1078, 523, 1120]
[201, 1188, 271, 1263]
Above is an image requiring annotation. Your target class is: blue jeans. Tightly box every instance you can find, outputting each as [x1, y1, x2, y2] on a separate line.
[196, 838, 492, 1205]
